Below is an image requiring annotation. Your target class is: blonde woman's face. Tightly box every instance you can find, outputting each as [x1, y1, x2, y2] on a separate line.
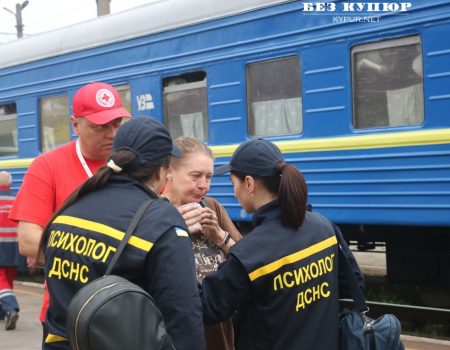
[167, 153, 213, 205]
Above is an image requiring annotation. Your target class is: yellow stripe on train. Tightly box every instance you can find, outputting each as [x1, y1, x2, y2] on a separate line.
[2, 128, 450, 169]
[210, 128, 450, 158]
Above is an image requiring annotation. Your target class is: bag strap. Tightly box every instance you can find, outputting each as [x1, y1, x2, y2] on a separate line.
[104, 199, 154, 276]
[335, 227, 368, 313]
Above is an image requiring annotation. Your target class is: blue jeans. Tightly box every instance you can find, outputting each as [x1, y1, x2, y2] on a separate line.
[0, 290, 20, 314]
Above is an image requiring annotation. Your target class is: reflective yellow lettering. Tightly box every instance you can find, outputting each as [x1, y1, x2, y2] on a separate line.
[57, 232, 69, 249]
[61, 259, 70, 278]
[48, 257, 62, 280]
[65, 233, 78, 252]
[69, 261, 81, 281]
[283, 271, 295, 288]
[102, 246, 117, 263]
[318, 259, 326, 275]
[75, 236, 87, 254]
[84, 239, 97, 256]
[296, 292, 306, 311]
[302, 266, 311, 282]
[304, 288, 312, 304]
[294, 268, 304, 285]
[48, 230, 57, 247]
[273, 274, 283, 291]
[80, 265, 89, 283]
[54, 230, 62, 247]
[92, 242, 107, 261]
[325, 253, 334, 272]
[310, 262, 319, 278]
[321, 282, 330, 298]
[312, 284, 321, 301]
[48, 230, 54, 246]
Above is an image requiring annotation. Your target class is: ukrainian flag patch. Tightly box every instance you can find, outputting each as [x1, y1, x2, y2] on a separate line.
[175, 227, 189, 237]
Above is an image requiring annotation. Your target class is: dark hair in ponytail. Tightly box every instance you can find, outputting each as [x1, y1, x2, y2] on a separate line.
[232, 161, 307, 230]
[275, 162, 308, 229]
[38, 150, 170, 257]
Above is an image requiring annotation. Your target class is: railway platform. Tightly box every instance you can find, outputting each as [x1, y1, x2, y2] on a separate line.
[0, 281, 449, 350]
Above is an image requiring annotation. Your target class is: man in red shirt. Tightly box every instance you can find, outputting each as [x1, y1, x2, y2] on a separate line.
[8, 82, 131, 339]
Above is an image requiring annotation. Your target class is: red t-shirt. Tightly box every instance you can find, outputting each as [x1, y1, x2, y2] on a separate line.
[9, 140, 105, 322]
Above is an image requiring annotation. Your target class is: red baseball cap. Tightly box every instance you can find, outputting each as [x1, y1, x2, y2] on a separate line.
[72, 82, 131, 125]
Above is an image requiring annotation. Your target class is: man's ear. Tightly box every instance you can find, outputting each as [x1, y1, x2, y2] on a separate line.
[71, 116, 80, 135]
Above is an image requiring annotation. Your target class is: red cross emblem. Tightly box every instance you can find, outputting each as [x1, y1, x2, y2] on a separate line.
[96, 89, 115, 107]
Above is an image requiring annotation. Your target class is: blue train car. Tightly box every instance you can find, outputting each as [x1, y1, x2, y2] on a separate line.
[1, 0, 449, 284]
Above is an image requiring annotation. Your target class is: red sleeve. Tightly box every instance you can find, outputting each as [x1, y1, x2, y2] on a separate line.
[9, 156, 56, 227]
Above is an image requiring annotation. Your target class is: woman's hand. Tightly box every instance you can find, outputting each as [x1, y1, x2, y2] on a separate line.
[178, 202, 204, 234]
[178, 202, 234, 253]
[199, 208, 227, 247]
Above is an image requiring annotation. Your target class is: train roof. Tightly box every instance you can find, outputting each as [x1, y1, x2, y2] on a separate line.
[0, 0, 291, 69]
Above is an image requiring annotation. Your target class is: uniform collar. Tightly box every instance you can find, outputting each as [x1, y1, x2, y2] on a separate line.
[109, 175, 159, 199]
[252, 200, 280, 227]
[0, 185, 10, 191]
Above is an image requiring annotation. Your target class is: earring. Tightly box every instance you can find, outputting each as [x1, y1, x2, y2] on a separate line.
[250, 193, 254, 197]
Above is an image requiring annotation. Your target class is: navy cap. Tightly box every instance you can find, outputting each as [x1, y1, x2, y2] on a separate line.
[215, 139, 283, 176]
[112, 117, 180, 166]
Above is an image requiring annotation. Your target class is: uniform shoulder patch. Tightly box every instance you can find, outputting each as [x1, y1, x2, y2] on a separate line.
[175, 227, 189, 237]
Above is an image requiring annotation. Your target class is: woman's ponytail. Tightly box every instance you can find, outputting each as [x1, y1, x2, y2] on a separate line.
[276, 162, 308, 230]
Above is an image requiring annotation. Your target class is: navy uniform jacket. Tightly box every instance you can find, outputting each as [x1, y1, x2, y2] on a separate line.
[201, 200, 361, 350]
[44, 176, 206, 350]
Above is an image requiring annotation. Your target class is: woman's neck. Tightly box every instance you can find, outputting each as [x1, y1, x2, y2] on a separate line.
[144, 179, 161, 196]
[161, 190, 183, 207]
[253, 191, 277, 212]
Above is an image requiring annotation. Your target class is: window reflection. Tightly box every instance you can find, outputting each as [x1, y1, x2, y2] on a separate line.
[247, 56, 302, 137]
[0, 103, 17, 157]
[163, 72, 208, 141]
[40, 95, 70, 152]
[352, 36, 424, 129]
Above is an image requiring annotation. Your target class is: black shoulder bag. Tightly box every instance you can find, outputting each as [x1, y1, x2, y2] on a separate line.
[337, 232, 405, 350]
[66, 199, 176, 350]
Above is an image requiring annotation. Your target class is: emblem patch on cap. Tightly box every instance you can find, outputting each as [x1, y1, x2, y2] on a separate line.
[96, 89, 115, 108]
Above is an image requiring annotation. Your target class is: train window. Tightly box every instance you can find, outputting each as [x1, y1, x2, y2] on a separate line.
[163, 71, 208, 141]
[246, 56, 302, 137]
[115, 84, 131, 115]
[352, 36, 424, 129]
[0, 103, 18, 157]
[40, 95, 70, 152]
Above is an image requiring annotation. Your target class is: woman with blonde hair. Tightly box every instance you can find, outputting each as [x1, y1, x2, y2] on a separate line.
[163, 136, 241, 350]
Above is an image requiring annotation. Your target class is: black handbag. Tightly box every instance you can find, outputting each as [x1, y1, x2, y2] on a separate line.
[337, 233, 405, 350]
[66, 199, 176, 350]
